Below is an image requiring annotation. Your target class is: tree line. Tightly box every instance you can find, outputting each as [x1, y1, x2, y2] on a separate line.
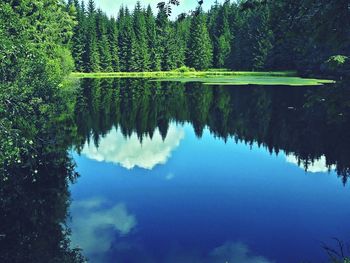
[67, 0, 350, 73]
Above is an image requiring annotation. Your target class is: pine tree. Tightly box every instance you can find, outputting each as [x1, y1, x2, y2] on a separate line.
[108, 18, 120, 72]
[83, 0, 100, 72]
[118, 7, 135, 71]
[162, 27, 178, 70]
[71, 0, 85, 71]
[174, 15, 191, 67]
[145, 5, 161, 71]
[187, 9, 213, 70]
[130, 2, 150, 72]
[96, 9, 112, 72]
[208, 1, 231, 68]
[156, 7, 178, 70]
[251, 6, 273, 70]
[216, 2, 231, 68]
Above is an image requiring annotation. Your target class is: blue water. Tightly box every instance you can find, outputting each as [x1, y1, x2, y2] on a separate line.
[70, 123, 350, 263]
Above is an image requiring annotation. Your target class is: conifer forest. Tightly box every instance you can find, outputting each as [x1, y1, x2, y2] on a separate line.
[1, 1, 350, 263]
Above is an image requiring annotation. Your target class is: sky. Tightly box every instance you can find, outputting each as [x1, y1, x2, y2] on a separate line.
[89, 0, 221, 18]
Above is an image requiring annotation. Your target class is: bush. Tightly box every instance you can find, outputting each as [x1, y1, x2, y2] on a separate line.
[174, 66, 196, 73]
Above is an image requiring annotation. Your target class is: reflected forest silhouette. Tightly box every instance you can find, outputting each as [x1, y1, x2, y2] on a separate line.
[2, 78, 350, 262]
[73, 79, 350, 185]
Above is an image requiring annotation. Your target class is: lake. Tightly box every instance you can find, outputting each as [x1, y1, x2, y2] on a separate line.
[67, 78, 350, 263]
[1, 78, 350, 263]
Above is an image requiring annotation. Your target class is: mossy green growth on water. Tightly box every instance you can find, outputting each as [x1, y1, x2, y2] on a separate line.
[70, 70, 297, 78]
[70, 71, 335, 86]
[154, 76, 335, 86]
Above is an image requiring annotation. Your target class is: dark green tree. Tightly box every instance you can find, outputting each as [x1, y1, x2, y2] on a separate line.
[96, 9, 112, 71]
[187, 8, 213, 70]
[83, 0, 100, 72]
[107, 18, 120, 71]
[156, 7, 178, 70]
[118, 7, 136, 71]
[145, 5, 161, 71]
[130, 2, 150, 71]
[70, 0, 86, 72]
[208, 0, 231, 68]
[174, 14, 191, 67]
[230, 4, 273, 70]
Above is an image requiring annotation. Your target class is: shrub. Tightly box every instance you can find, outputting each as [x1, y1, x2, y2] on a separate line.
[174, 66, 196, 73]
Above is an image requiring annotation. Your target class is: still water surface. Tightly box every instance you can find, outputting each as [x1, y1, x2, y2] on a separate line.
[69, 79, 350, 263]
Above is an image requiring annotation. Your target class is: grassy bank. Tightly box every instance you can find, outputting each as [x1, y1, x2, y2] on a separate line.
[70, 70, 297, 78]
[70, 70, 336, 86]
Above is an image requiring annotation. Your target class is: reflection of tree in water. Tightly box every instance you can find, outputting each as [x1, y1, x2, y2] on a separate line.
[1, 78, 349, 262]
[73, 78, 350, 184]
[0, 88, 85, 263]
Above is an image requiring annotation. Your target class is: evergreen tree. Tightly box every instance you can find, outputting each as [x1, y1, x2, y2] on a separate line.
[216, 1, 231, 68]
[107, 18, 120, 72]
[83, 0, 100, 72]
[66, 0, 349, 74]
[174, 15, 191, 67]
[162, 27, 179, 70]
[70, 0, 86, 72]
[96, 9, 112, 72]
[130, 2, 150, 71]
[156, 7, 178, 70]
[208, 0, 231, 68]
[118, 7, 136, 71]
[145, 5, 161, 71]
[187, 8, 213, 70]
[230, 5, 273, 70]
[267, 0, 305, 70]
[251, 5, 273, 70]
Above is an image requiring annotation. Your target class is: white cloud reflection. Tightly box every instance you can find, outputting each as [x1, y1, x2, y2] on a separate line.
[163, 241, 274, 263]
[210, 241, 274, 263]
[165, 172, 175, 180]
[82, 124, 184, 170]
[110, 241, 274, 263]
[286, 154, 336, 173]
[71, 198, 137, 256]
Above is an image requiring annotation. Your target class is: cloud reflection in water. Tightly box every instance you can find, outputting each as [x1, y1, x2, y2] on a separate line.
[286, 154, 336, 173]
[210, 241, 274, 263]
[82, 124, 185, 170]
[70, 198, 137, 257]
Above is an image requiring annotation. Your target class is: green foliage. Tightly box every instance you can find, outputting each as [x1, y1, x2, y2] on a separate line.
[96, 10, 112, 72]
[118, 7, 135, 72]
[51, 46, 75, 77]
[324, 55, 350, 71]
[130, 1, 150, 71]
[67, 0, 349, 75]
[230, 3, 273, 70]
[174, 66, 196, 73]
[187, 8, 213, 70]
[108, 18, 120, 72]
[0, 1, 83, 261]
[208, 0, 231, 68]
[156, 7, 178, 70]
[145, 5, 161, 71]
[0, 0, 76, 166]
